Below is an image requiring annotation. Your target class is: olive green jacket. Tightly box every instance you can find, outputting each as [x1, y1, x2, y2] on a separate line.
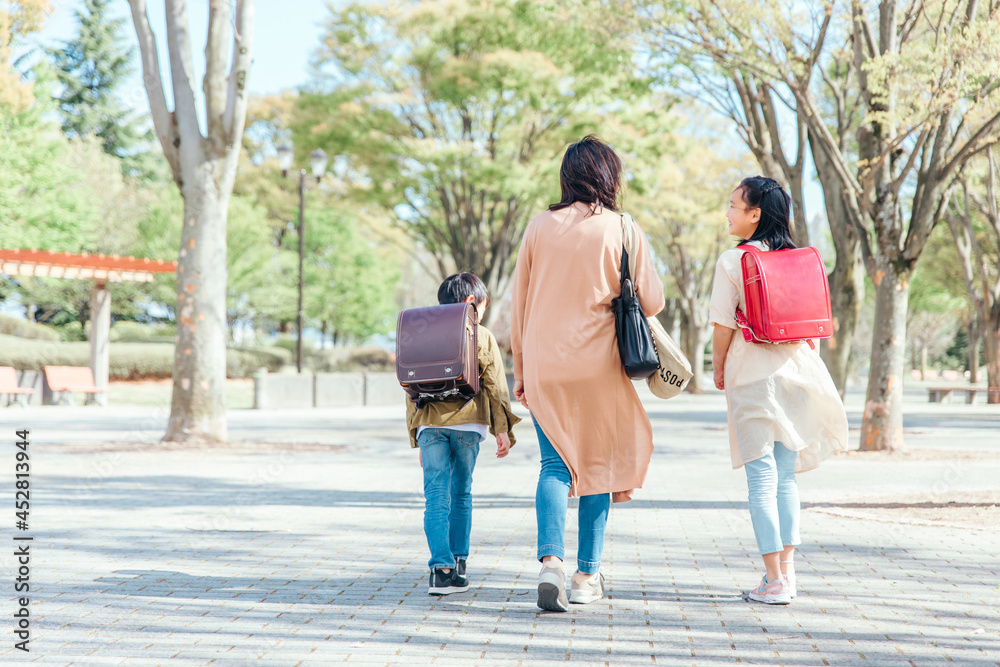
[404, 325, 521, 448]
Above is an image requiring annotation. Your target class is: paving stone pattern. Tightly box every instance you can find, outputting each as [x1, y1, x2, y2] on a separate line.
[2, 390, 998, 666]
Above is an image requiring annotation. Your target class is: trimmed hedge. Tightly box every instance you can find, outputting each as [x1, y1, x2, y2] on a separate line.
[306, 346, 394, 373]
[110, 321, 176, 343]
[0, 315, 61, 342]
[0, 334, 287, 379]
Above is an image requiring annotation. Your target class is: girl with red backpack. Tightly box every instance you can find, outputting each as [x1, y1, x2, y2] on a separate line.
[708, 176, 849, 605]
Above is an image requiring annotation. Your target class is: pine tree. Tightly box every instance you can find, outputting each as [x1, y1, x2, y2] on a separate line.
[49, 0, 154, 178]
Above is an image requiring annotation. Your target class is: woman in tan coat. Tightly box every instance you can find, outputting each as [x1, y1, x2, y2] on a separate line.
[510, 136, 665, 612]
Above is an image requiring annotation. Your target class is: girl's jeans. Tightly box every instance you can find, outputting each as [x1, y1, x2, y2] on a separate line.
[534, 418, 610, 574]
[418, 428, 481, 570]
[744, 441, 801, 555]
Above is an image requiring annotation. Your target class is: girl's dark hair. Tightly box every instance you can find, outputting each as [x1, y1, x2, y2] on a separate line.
[438, 272, 489, 307]
[549, 135, 623, 213]
[736, 176, 797, 250]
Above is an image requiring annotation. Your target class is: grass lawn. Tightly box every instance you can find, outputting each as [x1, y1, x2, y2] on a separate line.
[107, 378, 255, 409]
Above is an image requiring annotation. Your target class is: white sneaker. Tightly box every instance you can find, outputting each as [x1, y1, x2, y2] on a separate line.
[747, 575, 792, 605]
[537, 565, 568, 612]
[569, 572, 605, 604]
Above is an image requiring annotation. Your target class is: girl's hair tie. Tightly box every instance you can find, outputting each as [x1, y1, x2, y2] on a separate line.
[761, 183, 782, 195]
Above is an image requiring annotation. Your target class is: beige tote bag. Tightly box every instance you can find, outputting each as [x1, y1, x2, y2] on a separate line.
[621, 213, 694, 399]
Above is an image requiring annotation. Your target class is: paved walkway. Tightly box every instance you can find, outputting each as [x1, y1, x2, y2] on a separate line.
[2, 389, 999, 665]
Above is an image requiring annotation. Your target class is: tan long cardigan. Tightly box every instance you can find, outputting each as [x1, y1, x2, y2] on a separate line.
[510, 203, 665, 502]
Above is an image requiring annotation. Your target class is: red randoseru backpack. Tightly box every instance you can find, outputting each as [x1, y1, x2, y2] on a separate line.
[735, 245, 832, 350]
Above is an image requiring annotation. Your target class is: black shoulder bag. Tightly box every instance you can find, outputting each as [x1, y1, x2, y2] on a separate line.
[611, 236, 659, 380]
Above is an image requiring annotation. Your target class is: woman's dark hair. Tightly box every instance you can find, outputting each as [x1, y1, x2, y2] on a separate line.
[548, 135, 623, 213]
[735, 176, 797, 250]
[438, 272, 490, 307]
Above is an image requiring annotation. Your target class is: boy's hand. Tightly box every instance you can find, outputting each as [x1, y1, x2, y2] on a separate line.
[496, 432, 511, 458]
[513, 380, 529, 410]
[418, 450, 422, 467]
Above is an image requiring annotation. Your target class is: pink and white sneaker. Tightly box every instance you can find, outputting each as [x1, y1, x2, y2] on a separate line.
[747, 575, 792, 605]
[783, 572, 797, 598]
[781, 560, 796, 598]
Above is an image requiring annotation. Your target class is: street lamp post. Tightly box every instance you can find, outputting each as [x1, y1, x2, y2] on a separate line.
[277, 144, 328, 373]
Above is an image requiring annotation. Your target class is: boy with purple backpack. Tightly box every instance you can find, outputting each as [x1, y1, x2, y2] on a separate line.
[404, 272, 521, 595]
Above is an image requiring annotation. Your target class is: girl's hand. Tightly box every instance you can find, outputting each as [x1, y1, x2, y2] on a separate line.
[418, 450, 422, 467]
[513, 380, 529, 410]
[496, 432, 511, 458]
[714, 366, 725, 390]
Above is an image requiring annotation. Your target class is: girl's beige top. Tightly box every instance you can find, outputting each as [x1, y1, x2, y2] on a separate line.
[708, 242, 849, 471]
[511, 203, 665, 502]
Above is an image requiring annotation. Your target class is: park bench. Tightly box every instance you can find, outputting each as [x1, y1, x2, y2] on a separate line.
[927, 386, 1000, 404]
[44, 366, 105, 406]
[0, 367, 34, 407]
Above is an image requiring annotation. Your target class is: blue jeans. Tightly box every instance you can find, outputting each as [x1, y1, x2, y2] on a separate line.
[534, 418, 610, 574]
[744, 442, 801, 555]
[418, 428, 481, 570]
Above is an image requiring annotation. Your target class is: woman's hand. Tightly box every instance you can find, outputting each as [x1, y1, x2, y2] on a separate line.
[714, 365, 725, 390]
[513, 379, 529, 410]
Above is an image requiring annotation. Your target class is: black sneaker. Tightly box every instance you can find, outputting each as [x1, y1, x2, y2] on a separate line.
[455, 557, 467, 577]
[428, 568, 469, 595]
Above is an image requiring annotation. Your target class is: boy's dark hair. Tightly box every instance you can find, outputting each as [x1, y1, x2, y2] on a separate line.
[548, 135, 623, 213]
[736, 175, 797, 251]
[438, 272, 490, 307]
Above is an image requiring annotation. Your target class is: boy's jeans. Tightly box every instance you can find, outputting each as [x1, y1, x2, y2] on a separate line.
[744, 441, 801, 555]
[418, 427, 481, 570]
[534, 419, 610, 574]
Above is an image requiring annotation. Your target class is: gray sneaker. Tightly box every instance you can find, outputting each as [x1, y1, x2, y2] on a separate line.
[537, 564, 568, 612]
[569, 571, 605, 604]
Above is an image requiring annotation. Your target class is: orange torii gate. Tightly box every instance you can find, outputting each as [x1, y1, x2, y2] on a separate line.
[0, 249, 177, 403]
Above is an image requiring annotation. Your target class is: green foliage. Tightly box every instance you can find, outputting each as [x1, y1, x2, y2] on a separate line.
[226, 347, 290, 378]
[0, 82, 99, 251]
[306, 346, 394, 373]
[0, 314, 60, 341]
[48, 0, 158, 179]
[297, 0, 650, 303]
[302, 207, 399, 343]
[109, 321, 175, 343]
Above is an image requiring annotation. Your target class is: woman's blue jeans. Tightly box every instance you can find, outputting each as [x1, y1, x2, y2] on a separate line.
[534, 419, 610, 574]
[744, 441, 801, 555]
[418, 428, 481, 570]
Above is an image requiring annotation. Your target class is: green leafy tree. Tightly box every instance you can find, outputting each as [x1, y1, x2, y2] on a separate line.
[296, 0, 646, 323]
[303, 208, 398, 345]
[0, 70, 98, 252]
[49, 0, 156, 178]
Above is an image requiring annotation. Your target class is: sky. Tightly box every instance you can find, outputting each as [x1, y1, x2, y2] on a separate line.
[31, 0, 339, 105]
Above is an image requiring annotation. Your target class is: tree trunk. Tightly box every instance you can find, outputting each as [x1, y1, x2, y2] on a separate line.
[812, 131, 864, 397]
[165, 175, 229, 442]
[655, 298, 679, 340]
[986, 310, 1000, 404]
[685, 316, 706, 394]
[967, 319, 981, 384]
[822, 254, 864, 397]
[920, 345, 928, 381]
[859, 263, 910, 451]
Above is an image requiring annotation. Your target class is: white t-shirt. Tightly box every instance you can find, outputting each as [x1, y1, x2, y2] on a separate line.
[417, 423, 489, 444]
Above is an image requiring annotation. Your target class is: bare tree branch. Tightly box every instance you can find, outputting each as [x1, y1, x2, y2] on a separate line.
[164, 0, 203, 149]
[204, 0, 229, 146]
[126, 0, 181, 180]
